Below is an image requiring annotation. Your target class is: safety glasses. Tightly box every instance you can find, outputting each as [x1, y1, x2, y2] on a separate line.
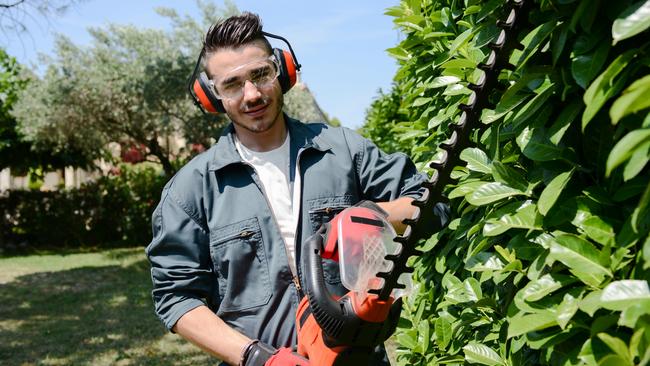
[211, 55, 280, 100]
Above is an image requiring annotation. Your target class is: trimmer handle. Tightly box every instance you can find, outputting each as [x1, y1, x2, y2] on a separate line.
[300, 230, 400, 348]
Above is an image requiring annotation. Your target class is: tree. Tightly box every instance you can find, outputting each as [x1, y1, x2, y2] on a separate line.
[12, 1, 236, 177]
[0, 47, 87, 173]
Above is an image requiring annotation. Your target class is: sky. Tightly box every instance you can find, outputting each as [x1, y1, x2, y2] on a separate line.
[2, 0, 403, 129]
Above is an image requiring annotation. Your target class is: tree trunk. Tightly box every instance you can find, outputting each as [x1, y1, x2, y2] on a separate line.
[148, 138, 176, 177]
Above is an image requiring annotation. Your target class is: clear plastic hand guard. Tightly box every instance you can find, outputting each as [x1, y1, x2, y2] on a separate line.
[336, 206, 412, 300]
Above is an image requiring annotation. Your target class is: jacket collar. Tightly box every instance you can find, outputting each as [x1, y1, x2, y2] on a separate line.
[208, 114, 331, 172]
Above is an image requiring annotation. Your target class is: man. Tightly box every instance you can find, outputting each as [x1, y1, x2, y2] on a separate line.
[146, 12, 427, 366]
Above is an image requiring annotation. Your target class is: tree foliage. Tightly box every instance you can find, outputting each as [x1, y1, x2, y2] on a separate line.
[11, 1, 235, 177]
[1, 47, 88, 172]
[363, 0, 650, 364]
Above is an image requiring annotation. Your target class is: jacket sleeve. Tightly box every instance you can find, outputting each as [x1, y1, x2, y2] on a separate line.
[343, 128, 428, 201]
[145, 185, 213, 331]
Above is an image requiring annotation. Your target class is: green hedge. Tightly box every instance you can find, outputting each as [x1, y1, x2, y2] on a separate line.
[364, 0, 650, 365]
[0, 164, 166, 251]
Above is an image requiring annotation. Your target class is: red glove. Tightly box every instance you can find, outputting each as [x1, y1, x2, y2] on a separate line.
[265, 347, 310, 366]
[241, 340, 310, 366]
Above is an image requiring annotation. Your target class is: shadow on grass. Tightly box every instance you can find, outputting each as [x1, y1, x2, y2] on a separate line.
[0, 257, 213, 366]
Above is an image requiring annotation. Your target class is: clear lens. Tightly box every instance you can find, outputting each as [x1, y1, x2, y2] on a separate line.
[213, 56, 280, 100]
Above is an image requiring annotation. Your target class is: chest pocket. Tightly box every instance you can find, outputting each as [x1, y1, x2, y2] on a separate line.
[307, 195, 354, 233]
[307, 195, 354, 289]
[209, 217, 272, 313]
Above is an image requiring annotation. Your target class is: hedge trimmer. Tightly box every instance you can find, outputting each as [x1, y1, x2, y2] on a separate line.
[295, 1, 533, 364]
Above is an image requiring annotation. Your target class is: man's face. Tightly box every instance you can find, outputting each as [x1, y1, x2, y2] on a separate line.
[206, 43, 284, 135]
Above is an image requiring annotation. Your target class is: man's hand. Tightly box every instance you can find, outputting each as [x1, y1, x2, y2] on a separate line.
[242, 341, 310, 366]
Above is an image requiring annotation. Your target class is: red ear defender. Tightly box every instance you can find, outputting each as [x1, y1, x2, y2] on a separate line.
[192, 71, 225, 113]
[273, 48, 298, 93]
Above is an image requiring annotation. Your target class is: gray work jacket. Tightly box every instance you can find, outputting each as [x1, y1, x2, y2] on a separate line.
[146, 116, 426, 350]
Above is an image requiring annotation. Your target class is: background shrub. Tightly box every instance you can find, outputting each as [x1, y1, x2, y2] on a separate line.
[0, 164, 166, 251]
[363, 0, 650, 364]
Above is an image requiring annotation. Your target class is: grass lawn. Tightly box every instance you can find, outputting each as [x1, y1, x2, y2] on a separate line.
[0, 248, 400, 365]
[0, 248, 213, 366]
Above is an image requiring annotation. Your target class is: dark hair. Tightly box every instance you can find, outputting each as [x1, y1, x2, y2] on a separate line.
[204, 12, 272, 55]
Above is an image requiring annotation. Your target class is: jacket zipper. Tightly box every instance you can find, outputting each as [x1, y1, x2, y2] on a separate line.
[242, 161, 301, 289]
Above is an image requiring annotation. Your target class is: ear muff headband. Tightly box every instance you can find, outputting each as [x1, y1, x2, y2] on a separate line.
[188, 31, 301, 114]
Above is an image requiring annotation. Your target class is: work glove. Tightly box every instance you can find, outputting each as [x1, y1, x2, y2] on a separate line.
[241, 340, 310, 366]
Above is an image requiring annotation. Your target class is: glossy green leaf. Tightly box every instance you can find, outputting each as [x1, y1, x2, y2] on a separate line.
[618, 302, 650, 328]
[606, 128, 650, 176]
[579, 290, 604, 316]
[449, 181, 486, 199]
[582, 50, 636, 129]
[597, 333, 633, 365]
[412, 97, 432, 107]
[610, 74, 650, 124]
[396, 14, 425, 32]
[643, 235, 650, 269]
[445, 281, 471, 304]
[532, 232, 555, 249]
[467, 182, 526, 206]
[623, 140, 650, 181]
[598, 355, 633, 366]
[549, 100, 583, 145]
[538, 169, 574, 215]
[460, 148, 492, 174]
[447, 29, 473, 57]
[507, 310, 557, 338]
[396, 330, 418, 349]
[514, 21, 557, 70]
[440, 58, 477, 69]
[423, 31, 455, 39]
[491, 161, 528, 192]
[466, 252, 505, 271]
[386, 46, 410, 61]
[552, 23, 569, 65]
[430, 75, 461, 88]
[520, 273, 574, 302]
[464, 277, 482, 301]
[435, 316, 453, 350]
[384, 6, 404, 17]
[483, 201, 543, 236]
[557, 292, 580, 329]
[463, 342, 503, 365]
[580, 216, 615, 245]
[571, 42, 610, 89]
[510, 82, 555, 129]
[548, 234, 612, 287]
[612, 1, 650, 44]
[516, 127, 565, 162]
[573, 31, 605, 55]
[443, 83, 470, 96]
[418, 319, 430, 355]
[600, 280, 650, 311]
[631, 180, 650, 231]
[629, 328, 645, 361]
[578, 339, 598, 366]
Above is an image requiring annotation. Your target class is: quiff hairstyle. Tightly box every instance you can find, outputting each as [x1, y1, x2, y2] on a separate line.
[203, 12, 272, 56]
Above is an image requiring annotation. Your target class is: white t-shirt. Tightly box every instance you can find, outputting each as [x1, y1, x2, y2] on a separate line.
[234, 133, 299, 275]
